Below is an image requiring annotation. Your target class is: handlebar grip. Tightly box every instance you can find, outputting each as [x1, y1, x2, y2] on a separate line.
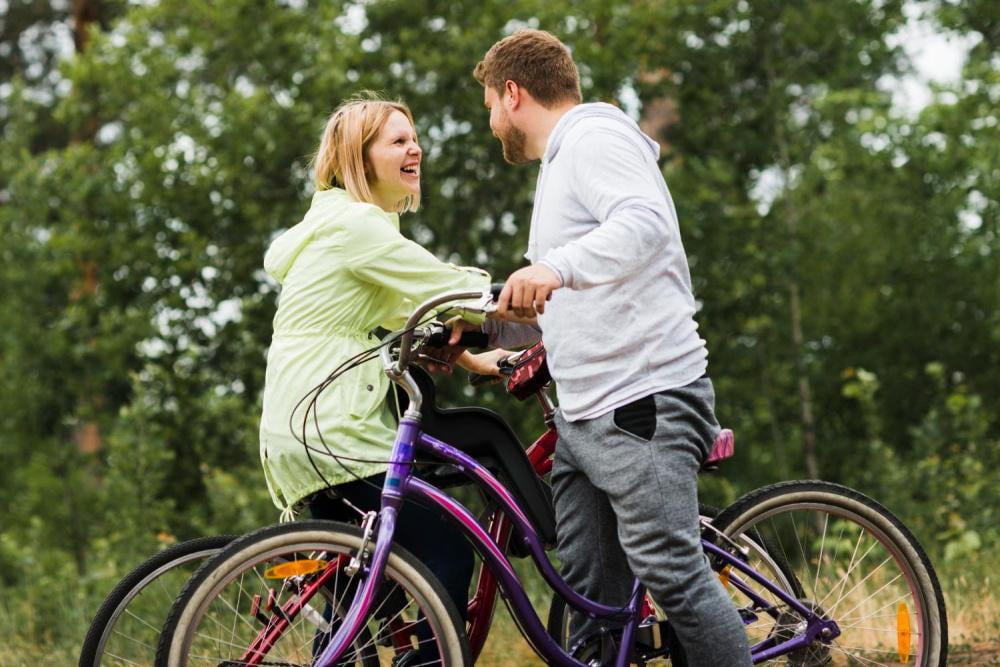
[490, 283, 505, 301]
[426, 328, 490, 349]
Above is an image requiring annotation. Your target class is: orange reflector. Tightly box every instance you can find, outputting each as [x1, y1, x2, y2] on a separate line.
[719, 566, 731, 589]
[897, 602, 911, 663]
[264, 559, 327, 579]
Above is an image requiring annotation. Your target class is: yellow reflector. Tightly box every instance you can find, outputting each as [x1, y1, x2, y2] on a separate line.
[264, 560, 328, 579]
[897, 602, 911, 663]
[718, 566, 731, 589]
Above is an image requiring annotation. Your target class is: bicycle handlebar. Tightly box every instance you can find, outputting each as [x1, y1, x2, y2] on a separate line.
[424, 322, 490, 349]
[395, 288, 493, 374]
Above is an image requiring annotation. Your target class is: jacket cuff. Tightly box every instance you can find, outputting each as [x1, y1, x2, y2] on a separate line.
[539, 256, 570, 288]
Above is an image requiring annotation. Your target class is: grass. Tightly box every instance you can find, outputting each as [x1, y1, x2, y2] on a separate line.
[477, 600, 549, 666]
[942, 562, 1000, 666]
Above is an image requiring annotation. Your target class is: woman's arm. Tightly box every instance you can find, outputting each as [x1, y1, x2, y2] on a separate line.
[340, 208, 490, 325]
[455, 348, 511, 376]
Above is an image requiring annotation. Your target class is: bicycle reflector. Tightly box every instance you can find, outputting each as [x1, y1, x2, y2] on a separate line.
[264, 560, 328, 579]
[897, 602, 911, 663]
[718, 565, 731, 589]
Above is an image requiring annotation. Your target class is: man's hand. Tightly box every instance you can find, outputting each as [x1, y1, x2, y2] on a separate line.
[498, 264, 562, 318]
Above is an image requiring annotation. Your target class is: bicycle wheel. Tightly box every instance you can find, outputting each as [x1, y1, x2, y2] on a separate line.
[711, 480, 947, 666]
[156, 520, 470, 666]
[79, 535, 236, 667]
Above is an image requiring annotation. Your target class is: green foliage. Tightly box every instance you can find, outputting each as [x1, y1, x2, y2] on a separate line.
[910, 364, 998, 561]
[843, 362, 999, 561]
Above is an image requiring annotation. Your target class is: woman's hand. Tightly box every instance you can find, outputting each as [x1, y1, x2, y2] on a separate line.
[446, 314, 535, 348]
[456, 348, 512, 378]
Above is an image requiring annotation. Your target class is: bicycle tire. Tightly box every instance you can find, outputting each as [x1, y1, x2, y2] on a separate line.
[79, 535, 236, 667]
[711, 480, 947, 666]
[156, 520, 470, 666]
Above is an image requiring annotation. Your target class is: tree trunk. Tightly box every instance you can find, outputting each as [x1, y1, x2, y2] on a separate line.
[70, 0, 105, 454]
[765, 54, 820, 480]
[71, 0, 101, 53]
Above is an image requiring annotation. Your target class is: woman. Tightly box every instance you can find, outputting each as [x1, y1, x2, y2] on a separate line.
[259, 93, 500, 629]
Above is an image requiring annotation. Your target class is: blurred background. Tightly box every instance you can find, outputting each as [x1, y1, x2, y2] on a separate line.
[1, 0, 997, 663]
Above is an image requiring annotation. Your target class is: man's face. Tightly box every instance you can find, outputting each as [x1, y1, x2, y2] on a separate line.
[485, 86, 530, 165]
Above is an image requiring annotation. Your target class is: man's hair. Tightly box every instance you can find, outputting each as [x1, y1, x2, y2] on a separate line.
[313, 91, 419, 213]
[474, 29, 581, 107]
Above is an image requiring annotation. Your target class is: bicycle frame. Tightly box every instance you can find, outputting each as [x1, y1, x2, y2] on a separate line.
[313, 414, 842, 666]
[466, 423, 556, 657]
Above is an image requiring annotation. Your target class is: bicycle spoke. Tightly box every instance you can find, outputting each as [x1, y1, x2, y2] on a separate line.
[838, 593, 919, 627]
[786, 512, 812, 599]
[835, 570, 904, 622]
[813, 511, 829, 597]
[120, 606, 163, 634]
[817, 520, 867, 611]
[826, 641, 886, 666]
[102, 651, 146, 667]
[826, 555, 895, 617]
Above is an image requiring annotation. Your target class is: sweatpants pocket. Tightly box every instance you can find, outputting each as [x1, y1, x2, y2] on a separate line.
[612, 394, 657, 441]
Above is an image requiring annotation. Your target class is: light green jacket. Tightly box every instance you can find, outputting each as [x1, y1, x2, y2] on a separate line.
[259, 188, 489, 513]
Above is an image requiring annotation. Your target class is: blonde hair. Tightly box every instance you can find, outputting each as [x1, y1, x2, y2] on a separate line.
[313, 92, 420, 213]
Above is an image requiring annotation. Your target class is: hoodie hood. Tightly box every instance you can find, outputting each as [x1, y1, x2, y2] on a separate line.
[543, 102, 660, 164]
[264, 188, 399, 284]
[264, 216, 314, 284]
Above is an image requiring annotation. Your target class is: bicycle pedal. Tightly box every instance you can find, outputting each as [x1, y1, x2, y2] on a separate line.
[635, 617, 664, 649]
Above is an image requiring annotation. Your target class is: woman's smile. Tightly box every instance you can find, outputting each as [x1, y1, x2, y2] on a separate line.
[369, 110, 422, 210]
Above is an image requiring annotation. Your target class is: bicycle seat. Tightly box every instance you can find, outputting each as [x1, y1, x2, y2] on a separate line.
[701, 429, 735, 472]
[395, 366, 558, 549]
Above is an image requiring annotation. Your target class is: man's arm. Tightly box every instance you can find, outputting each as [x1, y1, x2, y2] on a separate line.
[540, 128, 675, 289]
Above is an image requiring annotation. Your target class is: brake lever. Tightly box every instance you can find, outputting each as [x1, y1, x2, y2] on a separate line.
[497, 349, 525, 374]
[416, 352, 452, 368]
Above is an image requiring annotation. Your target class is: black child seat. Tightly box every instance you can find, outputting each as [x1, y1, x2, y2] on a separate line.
[393, 366, 557, 550]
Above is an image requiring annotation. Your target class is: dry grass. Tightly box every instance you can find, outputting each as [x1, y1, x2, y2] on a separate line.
[476, 602, 548, 666]
[943, 568, 1000, 666]
[474, 563, 1000, 666]
[5, 560, 998, 665]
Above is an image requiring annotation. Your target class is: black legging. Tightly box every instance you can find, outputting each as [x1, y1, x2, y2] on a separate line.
[307, 473, 475, 620]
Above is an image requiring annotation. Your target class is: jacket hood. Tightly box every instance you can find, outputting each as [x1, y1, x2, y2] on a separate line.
[543, 102, 660, 164]
[264, 189, 399, 284]
[264, 202, 320, 284]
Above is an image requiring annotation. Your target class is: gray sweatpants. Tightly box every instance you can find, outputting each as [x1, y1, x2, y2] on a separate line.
[552, 377, 752, 666]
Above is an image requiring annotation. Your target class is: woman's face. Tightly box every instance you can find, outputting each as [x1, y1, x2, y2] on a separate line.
[368, 110, 421, 211]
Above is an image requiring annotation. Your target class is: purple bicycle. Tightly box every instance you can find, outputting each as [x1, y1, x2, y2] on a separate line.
[156, 289, 946, 666]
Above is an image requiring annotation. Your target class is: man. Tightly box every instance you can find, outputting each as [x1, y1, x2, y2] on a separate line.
[461, 29, 752, 665]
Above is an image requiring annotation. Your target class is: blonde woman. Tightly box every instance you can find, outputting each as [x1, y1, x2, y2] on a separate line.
[259, 93, 498, 633]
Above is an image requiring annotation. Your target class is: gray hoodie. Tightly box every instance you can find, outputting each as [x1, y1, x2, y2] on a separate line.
[489, 102, 707, 421]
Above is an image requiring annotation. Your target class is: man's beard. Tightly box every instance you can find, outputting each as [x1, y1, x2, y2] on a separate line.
[499, 122, 530, 165]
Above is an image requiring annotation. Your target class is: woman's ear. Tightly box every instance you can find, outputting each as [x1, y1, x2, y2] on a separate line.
[361, 151, 373, 180]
